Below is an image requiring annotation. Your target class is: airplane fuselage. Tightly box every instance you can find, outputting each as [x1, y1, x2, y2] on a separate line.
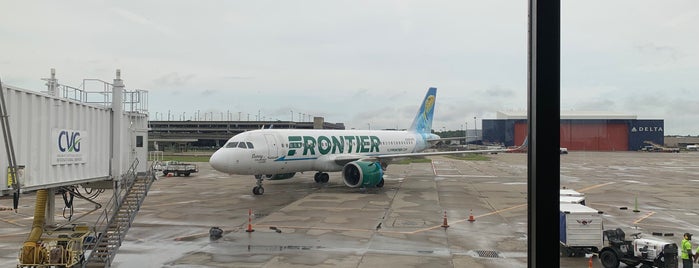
[209, 129, 436, 175]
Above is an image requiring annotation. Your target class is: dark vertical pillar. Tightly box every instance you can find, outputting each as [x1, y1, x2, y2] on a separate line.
[528, 0, 560, 267]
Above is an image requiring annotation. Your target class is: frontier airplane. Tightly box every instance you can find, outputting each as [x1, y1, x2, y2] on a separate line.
[209, 87, 521, 195]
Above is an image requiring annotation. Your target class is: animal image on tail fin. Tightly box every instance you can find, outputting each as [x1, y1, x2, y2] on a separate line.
[408, 87, 436, 134]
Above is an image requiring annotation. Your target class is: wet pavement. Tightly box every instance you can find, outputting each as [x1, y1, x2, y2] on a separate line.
[2, 151, 699, 267]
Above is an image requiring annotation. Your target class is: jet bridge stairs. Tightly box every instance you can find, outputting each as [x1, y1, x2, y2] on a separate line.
[82, 159, 157, 268]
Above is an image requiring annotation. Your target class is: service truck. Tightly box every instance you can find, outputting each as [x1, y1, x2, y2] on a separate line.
[158, 161, 199, 176]
[559, 203, 604, 257]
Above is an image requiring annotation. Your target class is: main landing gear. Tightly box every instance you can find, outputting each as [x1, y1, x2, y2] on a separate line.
[314, 172, 329, 183]
[253, 175, 265, 195]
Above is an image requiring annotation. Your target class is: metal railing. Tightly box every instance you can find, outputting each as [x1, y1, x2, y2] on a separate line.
[51, 79, 148, 114]
[83, 157, 157, 267]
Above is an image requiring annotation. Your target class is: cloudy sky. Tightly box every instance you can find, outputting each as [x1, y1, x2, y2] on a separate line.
[1, 1, 697, 135]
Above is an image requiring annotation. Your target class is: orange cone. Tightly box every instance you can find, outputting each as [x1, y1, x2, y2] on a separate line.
[588, 255, 593, 268]
[468, 209, 475, 222]
[245, 208, 255, 232]
[441, 211, 449, 228]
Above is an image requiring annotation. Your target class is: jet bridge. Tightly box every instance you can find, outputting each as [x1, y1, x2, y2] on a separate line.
[1, 69, 153, 268]
[1, 69, 149, 195]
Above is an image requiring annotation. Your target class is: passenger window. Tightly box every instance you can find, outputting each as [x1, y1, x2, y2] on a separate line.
[226, 142, 239, 148]
[238, 142, 247, 149]
[246, 142, 254, 149]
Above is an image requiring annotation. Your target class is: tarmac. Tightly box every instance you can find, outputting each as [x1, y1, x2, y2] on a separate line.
[2, 151, 699, 267]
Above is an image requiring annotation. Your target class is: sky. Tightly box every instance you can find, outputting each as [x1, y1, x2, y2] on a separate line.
[1, 1, 697, 135]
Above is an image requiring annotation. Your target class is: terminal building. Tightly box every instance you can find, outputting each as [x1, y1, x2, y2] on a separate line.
[482, 111, 665, 151]
[148, 117, 345, 151]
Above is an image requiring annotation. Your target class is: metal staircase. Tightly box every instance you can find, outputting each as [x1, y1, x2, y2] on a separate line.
[82, 159, 157, 268]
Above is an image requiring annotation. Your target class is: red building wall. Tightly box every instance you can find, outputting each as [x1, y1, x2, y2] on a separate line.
[514, 122, 628, 151]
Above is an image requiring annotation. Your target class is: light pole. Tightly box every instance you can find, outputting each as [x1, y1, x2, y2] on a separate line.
[367, 123, 371, 130]
[473, 117, 477, 137]
[291, 110, 293, 121]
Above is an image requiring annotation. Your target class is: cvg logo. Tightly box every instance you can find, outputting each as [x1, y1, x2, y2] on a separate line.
[58, 130, 81, 152]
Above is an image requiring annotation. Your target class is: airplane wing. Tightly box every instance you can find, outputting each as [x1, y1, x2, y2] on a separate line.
[372, 146, 518, 160]
[332, 154, 364, 166]
[429, 136, 479, 141]
[369, 137, 528, 161]
[329, 147, 512, 166]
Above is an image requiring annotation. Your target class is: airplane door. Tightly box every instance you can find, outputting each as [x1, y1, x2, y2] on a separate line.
[263, 134, 279, 158]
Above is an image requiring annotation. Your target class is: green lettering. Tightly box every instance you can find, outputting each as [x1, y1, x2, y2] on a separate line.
[360, 136, 370, 153]
[318, 136, 331, 155]
[287, 136, 302, 156]
[331, 136, 344, 154]
[303, 136, 316, 155]
[345, 136, 355, 153]
[370, 136, 380, 152]
[356, 136, 361, 153]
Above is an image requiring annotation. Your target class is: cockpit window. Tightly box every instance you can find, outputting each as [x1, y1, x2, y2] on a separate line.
[225, 142, 239, 148]
[238, 142, 248, 149]
[246, 142, 254, 149]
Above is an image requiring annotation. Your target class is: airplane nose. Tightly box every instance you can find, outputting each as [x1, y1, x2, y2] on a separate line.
[209, 149, 229, 173]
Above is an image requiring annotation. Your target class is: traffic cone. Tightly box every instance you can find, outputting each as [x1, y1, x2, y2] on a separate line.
[588, 255, 593, 268]
[245, 208, 255, 232]
[441, 211, 449, 228]
[468, 209, 475, 222]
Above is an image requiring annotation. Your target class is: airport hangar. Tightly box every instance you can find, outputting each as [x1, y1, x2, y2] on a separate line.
[482, 111, 665, 151]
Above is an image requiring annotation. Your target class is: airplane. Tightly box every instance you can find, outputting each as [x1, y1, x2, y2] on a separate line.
[209, 87, 523, 195]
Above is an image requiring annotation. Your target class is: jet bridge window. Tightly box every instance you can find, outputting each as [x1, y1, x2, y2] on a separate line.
[225, 142, 239, 148]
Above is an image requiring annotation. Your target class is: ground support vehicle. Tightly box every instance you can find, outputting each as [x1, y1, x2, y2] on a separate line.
[559, 203, 604, 257]
[598, 228, 678, 268]
[157, 161, 199, 176]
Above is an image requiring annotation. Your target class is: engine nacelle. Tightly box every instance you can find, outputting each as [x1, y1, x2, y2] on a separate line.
[265, 173, 296, 180]
[342, 161, 383, 188]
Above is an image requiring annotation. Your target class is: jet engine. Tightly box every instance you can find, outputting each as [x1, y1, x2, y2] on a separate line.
[265, 173, 296, 180]
[342, 161, 384, 188]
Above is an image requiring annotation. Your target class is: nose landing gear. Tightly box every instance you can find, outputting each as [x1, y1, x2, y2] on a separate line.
[253, 175, 265, 195]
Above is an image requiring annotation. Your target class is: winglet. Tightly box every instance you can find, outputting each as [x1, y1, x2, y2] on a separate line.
[508, 136, 529, 152]
[408, 87, 437, 134]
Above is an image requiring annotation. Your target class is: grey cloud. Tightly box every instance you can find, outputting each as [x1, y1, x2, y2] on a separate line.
[484, 85, 515, 97]
[635, 43, 679, 61]
[153, 73, 196, 87]
[224, 76, 254, 80]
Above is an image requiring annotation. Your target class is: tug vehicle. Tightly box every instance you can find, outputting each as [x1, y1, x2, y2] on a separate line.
[598, 228, 678, 268]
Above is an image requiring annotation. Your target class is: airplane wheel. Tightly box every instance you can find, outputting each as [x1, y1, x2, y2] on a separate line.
[599, 250, 620, 268]
[377, 178, 384, 188]
[253, 186, 265, 195]
[314, 173, 321, 183]
[320, 173, 329, 183]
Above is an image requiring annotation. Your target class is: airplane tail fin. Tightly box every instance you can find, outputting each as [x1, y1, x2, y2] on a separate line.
[408, 87, 437, 134]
